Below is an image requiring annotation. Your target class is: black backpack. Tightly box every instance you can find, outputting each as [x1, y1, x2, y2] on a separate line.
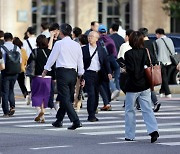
[1, 45, 21, 75]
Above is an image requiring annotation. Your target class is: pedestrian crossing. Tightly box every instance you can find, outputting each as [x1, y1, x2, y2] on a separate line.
[0, 99, 180, 146]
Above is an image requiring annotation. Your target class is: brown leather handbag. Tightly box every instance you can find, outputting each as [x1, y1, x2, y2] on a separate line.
[144, 48, 162, 91]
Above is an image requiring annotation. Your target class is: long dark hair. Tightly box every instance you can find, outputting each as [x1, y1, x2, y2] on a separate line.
[13, 37, 23, 49]
[129, 31, 144, 49]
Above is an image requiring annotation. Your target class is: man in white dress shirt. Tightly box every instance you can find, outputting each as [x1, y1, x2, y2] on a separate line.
[42, 23, 84, 130]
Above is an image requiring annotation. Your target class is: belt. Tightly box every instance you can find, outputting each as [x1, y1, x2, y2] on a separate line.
[56, 67, 76, 71]
[86, 70, 100, 73]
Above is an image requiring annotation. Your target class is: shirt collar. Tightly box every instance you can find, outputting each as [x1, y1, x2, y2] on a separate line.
[4, 41, 13, 45]
[62, 36, 71, 40]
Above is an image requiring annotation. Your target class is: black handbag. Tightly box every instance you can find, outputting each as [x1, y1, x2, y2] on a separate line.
[161, 38, 180, 66]
[25, 49, 37, 77]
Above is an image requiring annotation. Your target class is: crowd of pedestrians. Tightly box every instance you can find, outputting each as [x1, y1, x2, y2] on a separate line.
[0, 20, 179, 143]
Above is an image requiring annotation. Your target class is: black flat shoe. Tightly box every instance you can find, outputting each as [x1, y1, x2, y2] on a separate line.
[68, 122, 82, 130]
[52, 120, 63, 128]
[153, 103, 161, 112]
[125, 138, 134, 141]
[149, 131, 159, 143]
[87, 117, 99, 122]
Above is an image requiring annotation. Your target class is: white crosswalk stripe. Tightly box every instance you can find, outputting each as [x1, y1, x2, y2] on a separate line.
[0, 99, 180, 146]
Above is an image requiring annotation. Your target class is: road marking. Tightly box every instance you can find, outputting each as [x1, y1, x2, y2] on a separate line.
[157, 142, 180, 146]
[46, 122, 180, 131]
[99, 141, 136, 145]
[81, 128, 180, 136]
[0, 116, 118, 124]
[30, 145, 72, 150]
[117, 134, 180, 140]
[157, 116, 180, 119]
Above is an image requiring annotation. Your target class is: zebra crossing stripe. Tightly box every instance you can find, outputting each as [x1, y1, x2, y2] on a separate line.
[157, 142, 180, 146]
[80, 128, 180, 136]
[117, 134, 180, 140]
[0, 116, 117, 124]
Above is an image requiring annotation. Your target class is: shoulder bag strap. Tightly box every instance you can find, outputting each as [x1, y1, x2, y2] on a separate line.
[161, 38, 173, 55]
[99, 39, 109, 55]
[1, 45, 9, 53]
[42, 49, 47, 58]
[26, 39, 33, 52]
[146, 48, 152, 66]
[90, 47, 98, 60]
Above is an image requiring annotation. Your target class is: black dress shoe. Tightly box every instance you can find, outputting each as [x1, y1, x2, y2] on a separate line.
[52, 120, 63, 128]
[68, 122, 82, 130]
[87, 117, 99, 122]
[125, 138, 134, 141]
[153, 103, 161, 112]
[149, 131, 159, 143]
[9, 107, 15, 116]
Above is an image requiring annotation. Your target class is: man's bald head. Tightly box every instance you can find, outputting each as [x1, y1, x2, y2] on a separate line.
[88, 31, 99, 45]
[89, 31, 99, 38]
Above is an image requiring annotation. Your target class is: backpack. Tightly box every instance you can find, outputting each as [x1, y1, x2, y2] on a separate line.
[1, 45, 21, 75]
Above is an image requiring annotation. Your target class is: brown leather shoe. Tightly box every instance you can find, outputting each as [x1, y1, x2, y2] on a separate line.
[100, 105, 112, 111]
[34, 112, 44, 122]
[9, 107, 15, 116]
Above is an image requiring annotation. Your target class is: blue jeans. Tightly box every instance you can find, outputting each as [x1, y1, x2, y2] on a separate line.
[125, 89, 158, 139]
[1, 73, 18, 114]
[109, 55, 120, 91]
[109, 67, 120, 91]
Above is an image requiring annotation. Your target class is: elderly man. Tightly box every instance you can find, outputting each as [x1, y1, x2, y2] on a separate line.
[82, 31, 112, 122]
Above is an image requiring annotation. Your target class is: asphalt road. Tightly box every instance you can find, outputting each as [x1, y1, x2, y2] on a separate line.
[0, 85, 180, 154]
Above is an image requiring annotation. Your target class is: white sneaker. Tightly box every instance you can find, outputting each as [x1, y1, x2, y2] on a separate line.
[111, 90, 120, 100]
[159, 93, 165, 98]
[166, 94, 172, 98]
[26, 95, 31, 105]
[54, 101, 60, 111]
[49, 108, 57, 116]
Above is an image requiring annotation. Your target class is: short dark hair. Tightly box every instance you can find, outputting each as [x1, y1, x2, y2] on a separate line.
[126, 29, 134, 37]
[0, 30, 4, 38]
[110, 23, 119, 31]
[114, 19, 122, 26]
[73, 27, 82, 37]
[41, 21, 49, 30]
[36, 34, 48, 49]
[49, 23, 60, 31]
[4, 32, 13, 41]
[155, 28, 165, 35]
[91, 21, 98, 26]
[79, 34, 88, 45]
[129, 31, 144, 49]
[27, 26, 36, 35]
[24, 31, 29, 40]
[139, 27, 148, 37]
[59, 23, 72, 36]
[13, 37, 23, 49]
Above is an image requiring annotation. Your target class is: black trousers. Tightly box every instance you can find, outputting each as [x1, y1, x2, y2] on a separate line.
[1, 73, 18, 114]
[100, 81, 111, 106]
[55, 67, 79, 123]
[160, 64, 174, 95]
[84, 70, 100, 119]
[17, 72, 28, 98]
